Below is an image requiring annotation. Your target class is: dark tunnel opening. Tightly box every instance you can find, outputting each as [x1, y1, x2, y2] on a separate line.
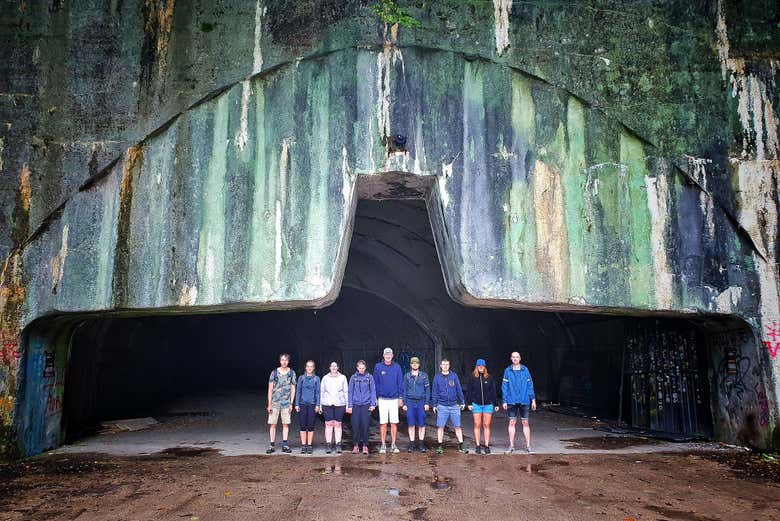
[57, 199, 742, 445]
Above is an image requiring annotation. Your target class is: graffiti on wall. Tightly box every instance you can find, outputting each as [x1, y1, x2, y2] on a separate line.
[763, 320, 779, 359]
[0, 330, 21, 365]
[754, 382, 770, 428]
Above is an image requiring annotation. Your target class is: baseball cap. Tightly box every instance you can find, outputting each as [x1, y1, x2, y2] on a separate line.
[383, 347, 393, 355]
[410, 357, 420, 364]
[476, 358, 486, 366]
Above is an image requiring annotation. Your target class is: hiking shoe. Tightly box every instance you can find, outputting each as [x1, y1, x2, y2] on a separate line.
[418, 442, 427, 453]
[407, 443, 415, 453]
[391, 444, 400, 454]
[336, 444, 342, 454]
[352, 445, 359, 454]
[526, 447, 534, 454]
[282, 444, 292, 453]
[475, 445, 483, 454]
[300, 446, 307, 454]
[505, 446, 514, 454]
[379, 444, 387, 454]
[362, 445, 369, 455]
[326, 444, 332, 454]
[436, 445, 444, 454]
[306, 445, 313, 454]
[458, 444, 469, 454]
[484, 446, 491, 454]
[266, 445, 275, 454]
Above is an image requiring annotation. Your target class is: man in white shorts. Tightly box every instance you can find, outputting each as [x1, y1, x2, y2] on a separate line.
[373, 348, 403, 453]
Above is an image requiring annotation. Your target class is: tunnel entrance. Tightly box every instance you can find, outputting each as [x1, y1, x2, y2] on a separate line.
[43, 198, 755, 453]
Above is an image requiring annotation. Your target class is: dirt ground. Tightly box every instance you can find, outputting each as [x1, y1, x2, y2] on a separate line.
[2, 449, 779, 521]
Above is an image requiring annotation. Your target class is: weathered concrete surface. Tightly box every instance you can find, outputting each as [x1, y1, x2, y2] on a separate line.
[1, 1, 779, 457]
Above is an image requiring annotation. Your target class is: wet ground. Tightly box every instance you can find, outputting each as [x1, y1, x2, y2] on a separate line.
[2, 449, 779, 520]
[3, 392, 778, 519]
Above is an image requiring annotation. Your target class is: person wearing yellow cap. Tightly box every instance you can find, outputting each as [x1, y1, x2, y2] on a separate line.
[402, 356, 431, 452]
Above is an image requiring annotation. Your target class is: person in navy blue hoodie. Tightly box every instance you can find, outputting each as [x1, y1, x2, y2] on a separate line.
[402, 356, 430, 452]
[431, 358, 468, 454]
[373, 347, 403, 454]
[501, 351, 537, 454]
[294, 360, 321, 454]
[347, 360, 376, 455]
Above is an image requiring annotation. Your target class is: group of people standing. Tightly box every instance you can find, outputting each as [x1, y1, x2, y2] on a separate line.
[265, 348, 536, 455]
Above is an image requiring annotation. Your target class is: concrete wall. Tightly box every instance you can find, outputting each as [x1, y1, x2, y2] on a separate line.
[1, 1, 778, 456]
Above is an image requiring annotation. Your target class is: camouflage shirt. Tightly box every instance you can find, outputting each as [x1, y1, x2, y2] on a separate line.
[269, 368, 296, 408]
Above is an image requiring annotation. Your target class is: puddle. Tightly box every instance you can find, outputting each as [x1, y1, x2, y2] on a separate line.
[430, 478, 452, 490]
[314, 466, 381, 478]
[387, 488, 400, 497]
[562, 436, 660, 450]
[150, 447, 219, 458]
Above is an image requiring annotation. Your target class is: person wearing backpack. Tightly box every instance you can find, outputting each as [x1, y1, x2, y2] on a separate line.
[320, 361, 349, 454]
[266, 353, 296, 454]
[465, 358, 499, 454]
[347, 360, 376, 454]
[294, 360, 321, 454]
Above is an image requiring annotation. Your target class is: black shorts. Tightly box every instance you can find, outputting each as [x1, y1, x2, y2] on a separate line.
[298, 403, 317, 432]
[322, 405, 346, 422]
[507, 403, 530, 420]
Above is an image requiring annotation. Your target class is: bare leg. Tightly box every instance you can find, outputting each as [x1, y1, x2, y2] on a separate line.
[282, 424, 289, 441]
[407, 426, 416, 442]
[299, 430, 306, 445]
[418, 426, 425, 442]
[306, 431, 314, 445]
[508, 419, 517, 447]
[454, 427, 463, 443]
[269, 424, 277, 444]
[390, 423, 398, 445]
[483, 414, 492, 446]
[522, 419, 531, 448]
[472, 413, 483, 446]
[334, 422, 342, 443]
[437, 427, 444, 444]
[324, 421, 333, 444]
[380, 423, 387, 445]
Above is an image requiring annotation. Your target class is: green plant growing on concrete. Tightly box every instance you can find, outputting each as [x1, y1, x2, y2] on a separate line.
[371, 0, 421, 28]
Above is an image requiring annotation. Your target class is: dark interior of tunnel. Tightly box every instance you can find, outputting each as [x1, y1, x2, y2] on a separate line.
[62, 199, 718, 442]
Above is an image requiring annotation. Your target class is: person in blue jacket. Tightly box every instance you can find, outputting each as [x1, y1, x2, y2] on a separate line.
[373, 347, 403, 454]
[294, 360, 321, 454]
[501, 351, 537, 454]
[347, 360, 376, 455]
[431, 358, 468, 454]
[401, 356, 430, 452]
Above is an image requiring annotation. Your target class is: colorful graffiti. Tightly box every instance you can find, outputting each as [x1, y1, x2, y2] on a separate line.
[0, 331, 21, 365]
[754, 382, 770, 428]
[763, 321, 779, 359]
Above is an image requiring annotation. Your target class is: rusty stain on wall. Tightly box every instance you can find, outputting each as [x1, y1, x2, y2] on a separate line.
[532, 160, 569, 300]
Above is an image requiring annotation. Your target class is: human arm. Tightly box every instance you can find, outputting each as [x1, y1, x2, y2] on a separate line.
[314, 376, 321, 412]
[528, 370, 536, 410]
[455, 375, 465, 409]
[288, 371, 296, 412]
[431, 375, 438, 411]
[267, 372, 274, 413]
[501, 368, 509, 409]
[369, 374, 377, 410]
[424, 374, 430, 411]
[396, 365, 403, 407]
[294, 376, 302, 411]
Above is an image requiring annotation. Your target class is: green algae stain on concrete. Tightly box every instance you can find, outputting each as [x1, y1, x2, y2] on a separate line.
[304, 68, 332, 296]
[619, 131, 654, 308]
[247, 81, 276, 298]
[563, 97, 587, 300]
[196, 94, 229, 304]
[505, 74, 538, 297]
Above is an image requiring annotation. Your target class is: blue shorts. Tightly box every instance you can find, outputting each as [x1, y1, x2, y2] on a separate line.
[507, 403, 530, 420]
[471, 403, 494, 414]
[436, 404, 461, 428]
[405, 400, 427, 427]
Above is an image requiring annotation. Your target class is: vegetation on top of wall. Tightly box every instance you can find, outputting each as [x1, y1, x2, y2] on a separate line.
[371, 0, 422, 28]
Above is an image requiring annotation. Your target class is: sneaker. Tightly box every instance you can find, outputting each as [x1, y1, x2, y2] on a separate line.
[362, 445, 369, 455]
[326, 444, 332, 454]
[418, 442, 427, 453]
[458, 443, 469, 454]
[307, 445, 313, 454]
[266, 445, 275, 454]
[407, 443, 415, 453]
[282, 444, 292, 453]
[436, 444, 444, 454]
[379, 444, 387, 454]
[475, 445, 483, 454]
[484, 446, 491, 454]
[300, 446, 307, 454]
[391, 444, 400, 454]
[336, 444, 342, 454]
[352, 445, 359, 454]
[505, 446, 514, 454]
[526, 447, 534, 454]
